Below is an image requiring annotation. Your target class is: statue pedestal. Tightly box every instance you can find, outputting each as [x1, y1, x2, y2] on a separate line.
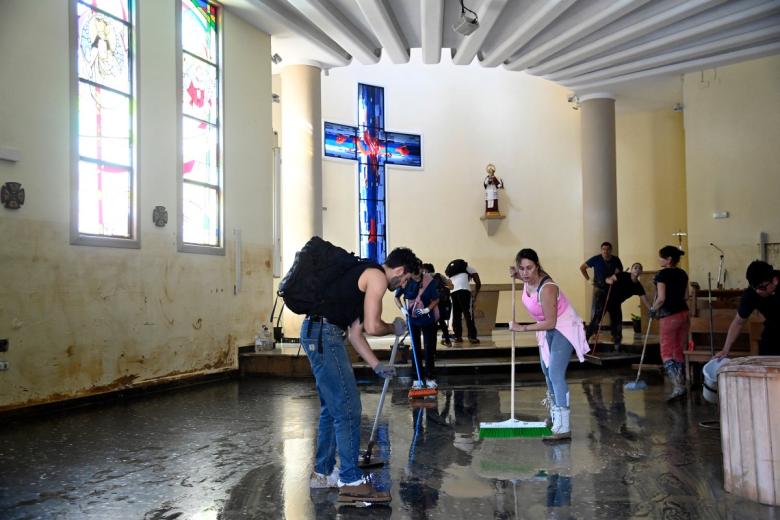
[480, 213, 505, 235]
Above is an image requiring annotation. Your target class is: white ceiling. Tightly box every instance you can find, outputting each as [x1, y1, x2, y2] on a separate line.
[223, 0, 780, 110]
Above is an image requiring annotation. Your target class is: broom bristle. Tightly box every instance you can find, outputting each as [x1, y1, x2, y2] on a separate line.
[479, 426, 551, 439]
[479, 419, 551, 439]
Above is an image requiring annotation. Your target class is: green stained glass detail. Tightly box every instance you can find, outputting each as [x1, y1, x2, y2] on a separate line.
[182, 0, 217, 62]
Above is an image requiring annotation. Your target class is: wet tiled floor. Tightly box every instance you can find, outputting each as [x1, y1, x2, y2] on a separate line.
[1, 370, 777, 519]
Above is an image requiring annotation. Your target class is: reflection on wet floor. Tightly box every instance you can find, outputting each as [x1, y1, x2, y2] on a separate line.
[0, 370, 777, 519]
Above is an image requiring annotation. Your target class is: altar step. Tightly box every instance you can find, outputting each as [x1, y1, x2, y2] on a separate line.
[239, 327, 661, 378]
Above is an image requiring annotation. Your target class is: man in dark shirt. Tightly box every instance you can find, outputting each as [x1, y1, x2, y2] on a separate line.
[580, 242, 624, 343]
[303, 246, 421, 504]
[604, 262, 653, 349]
[715, 261, 780, 358]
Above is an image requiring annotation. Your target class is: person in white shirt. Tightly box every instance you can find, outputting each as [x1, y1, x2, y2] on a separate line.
[447, 260, 482, 344]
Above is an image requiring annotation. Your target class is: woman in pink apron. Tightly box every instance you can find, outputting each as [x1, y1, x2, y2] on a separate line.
[509, 249, 590, 441]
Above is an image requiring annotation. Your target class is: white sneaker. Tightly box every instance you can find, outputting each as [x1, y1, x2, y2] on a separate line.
[338, 476, 366, 487]
[411, 380, 424, 390]
[425, 379, 438, 389]
[310, 467, 339, 488]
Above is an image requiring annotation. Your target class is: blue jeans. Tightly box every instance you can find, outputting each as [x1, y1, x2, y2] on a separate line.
[541, 329, 574, 407]
[301, 319, 363, 484]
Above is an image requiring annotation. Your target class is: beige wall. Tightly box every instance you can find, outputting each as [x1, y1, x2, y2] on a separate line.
[616, 110, 687, 316]
[0, 0, 274, 410]
[684, 56, 780, 289]
[321, 52, 585, 323]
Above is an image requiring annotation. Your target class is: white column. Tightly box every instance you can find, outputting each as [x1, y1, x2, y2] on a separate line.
[580, 94, 618, 255]
[280, 64, 322, 335]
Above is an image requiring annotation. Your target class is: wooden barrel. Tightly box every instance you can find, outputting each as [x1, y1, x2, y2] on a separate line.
[718, 356, 780, 505]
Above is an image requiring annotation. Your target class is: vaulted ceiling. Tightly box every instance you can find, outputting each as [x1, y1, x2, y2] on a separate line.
[224, 0, 780, 108]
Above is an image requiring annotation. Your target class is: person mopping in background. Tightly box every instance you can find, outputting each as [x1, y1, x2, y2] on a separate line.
[604, 262, 654, 351]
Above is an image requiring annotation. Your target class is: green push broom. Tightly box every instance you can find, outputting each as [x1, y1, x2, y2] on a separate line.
[479, 276, 552, 439]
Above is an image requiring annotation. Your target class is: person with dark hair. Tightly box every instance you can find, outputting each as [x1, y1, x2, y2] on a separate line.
[603, 262, 654, 350]
[395, 263, 440, 389]
[509, 248, 590, 441]
[715, 260, 780, 358]
[649, 245, 689, 401]
[580, 242, 624, 343]
[303, 245, 421, 504]
[422, 263, 453, 347]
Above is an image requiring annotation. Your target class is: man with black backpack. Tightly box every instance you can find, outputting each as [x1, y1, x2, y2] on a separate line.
[280, 238, 420, 505]
[445, 259, 482, 344]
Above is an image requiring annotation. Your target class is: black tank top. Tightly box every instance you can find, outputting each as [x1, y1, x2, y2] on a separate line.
[316, 261, 382, 329]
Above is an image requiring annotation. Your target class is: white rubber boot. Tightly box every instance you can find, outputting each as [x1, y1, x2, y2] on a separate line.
[543, 406, 571, 442]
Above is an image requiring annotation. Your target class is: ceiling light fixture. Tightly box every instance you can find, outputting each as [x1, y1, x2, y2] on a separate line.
[271, 53, 282, 65]
[452, 0, 479, 36]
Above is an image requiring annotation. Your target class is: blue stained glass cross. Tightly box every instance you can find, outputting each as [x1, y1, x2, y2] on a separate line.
[324, 83, 422, 263]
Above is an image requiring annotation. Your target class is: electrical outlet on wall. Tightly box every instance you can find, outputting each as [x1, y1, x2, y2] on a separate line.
[0, 361, 8, 371]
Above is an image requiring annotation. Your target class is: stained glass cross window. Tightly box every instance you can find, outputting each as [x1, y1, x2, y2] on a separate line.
[324, 84, 422, 263]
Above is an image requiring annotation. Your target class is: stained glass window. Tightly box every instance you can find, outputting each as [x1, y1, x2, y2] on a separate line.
[73, 0, 136, 245]
[180, 0, 222, 252]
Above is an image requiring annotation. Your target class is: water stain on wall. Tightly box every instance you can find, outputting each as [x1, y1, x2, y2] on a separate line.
[0, 218, 274, 411]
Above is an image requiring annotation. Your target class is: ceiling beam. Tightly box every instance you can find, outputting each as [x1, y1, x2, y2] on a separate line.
[504, 0, 652, 72]
[544, 2, 780, 81]
[287, 0, 379, 64]
[249, 0, 351, 66]
[479, 0, 576, 68]
[451, 0, 509, 66]
[355, 0, 410, 64]
[566, 40, 780, 93]
[563, 25, 780, 86]
[528, 0, 726, 76]
[420, 0, 444, 64]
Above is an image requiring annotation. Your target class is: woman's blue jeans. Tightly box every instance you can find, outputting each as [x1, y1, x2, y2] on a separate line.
[300, 319, 363, 484]
[541, 329, 574, 407]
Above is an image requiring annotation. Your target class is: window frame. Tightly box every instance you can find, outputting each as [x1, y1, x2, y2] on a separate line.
[69, 0, 140, 249]
[176, 0, 225, 256]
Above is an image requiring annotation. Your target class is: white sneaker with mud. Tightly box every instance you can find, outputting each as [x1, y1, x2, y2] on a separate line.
[425, 379, 438, 389]
[338, 476, 391, 504]
[310, 468, 339, 488]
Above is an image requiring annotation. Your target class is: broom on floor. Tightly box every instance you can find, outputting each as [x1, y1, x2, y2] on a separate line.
[479, 276, 551, 438]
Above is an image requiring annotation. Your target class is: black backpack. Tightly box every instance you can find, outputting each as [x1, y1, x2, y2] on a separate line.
[445, 259, 468, 278]
[433, 273, 451, 306]
[278, 237, 362, 316]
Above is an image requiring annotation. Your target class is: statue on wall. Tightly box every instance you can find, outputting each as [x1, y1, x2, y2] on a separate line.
[483, 163, 504, 215]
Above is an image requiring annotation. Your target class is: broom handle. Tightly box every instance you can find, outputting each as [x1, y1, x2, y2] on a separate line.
[510, 276, 516, 421]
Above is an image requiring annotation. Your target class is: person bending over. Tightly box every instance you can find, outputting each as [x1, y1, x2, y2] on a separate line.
[715, 260, 780, 359]
[304, 247, 421, 504]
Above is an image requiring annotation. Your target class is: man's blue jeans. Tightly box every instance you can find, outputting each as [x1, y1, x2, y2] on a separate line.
[300, 318, 363, 484]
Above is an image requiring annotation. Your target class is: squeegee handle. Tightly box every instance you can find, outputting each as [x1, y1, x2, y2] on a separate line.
[510, 276, 516, 421]
[368, 333, 400, 444]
